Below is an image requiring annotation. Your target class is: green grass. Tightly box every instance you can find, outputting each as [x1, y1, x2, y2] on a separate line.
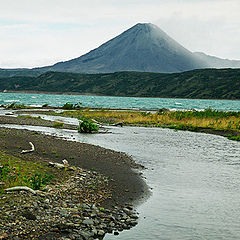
[227, 136, 240, 141]
[18, 115, 42, 120]
[52, 121, 64, 128]
[0, 150, 55, 192]
[47, 108, 240, 141]
[162, 108, 240, 120]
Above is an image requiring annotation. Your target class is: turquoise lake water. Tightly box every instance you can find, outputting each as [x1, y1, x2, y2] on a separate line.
[0, 92, 240, 111]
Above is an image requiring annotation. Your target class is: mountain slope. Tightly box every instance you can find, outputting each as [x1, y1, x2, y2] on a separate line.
[40, 23, 208, 73]
[1, 23, 240, 77]
[194, 52, 240, 68]
[1, 69, 240, 100]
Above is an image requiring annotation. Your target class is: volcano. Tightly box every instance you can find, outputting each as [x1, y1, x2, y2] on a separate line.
[41, 23, 208, 73]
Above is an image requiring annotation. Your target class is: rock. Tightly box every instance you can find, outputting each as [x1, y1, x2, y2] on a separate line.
[126, 205, 133, 210]
[90, 213, 97, 218]
[0, 234, 8, 240]
[59, 209, 69, 217]
[92, 228, 98, 235]
[74, 236, 84, 240]
[109, 222, 115, 227]
[54, 223, 73, 233]
[80, 231, 94, 239]
[82, 219, 94, 225]
[38, 232, 58, 240]
[0, 163, 139, 239]
[21, 210, 37, 220]
[98, 230, 105, 236]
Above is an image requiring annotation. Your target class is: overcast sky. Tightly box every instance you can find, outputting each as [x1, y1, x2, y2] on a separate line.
[0, 0, 240, 68]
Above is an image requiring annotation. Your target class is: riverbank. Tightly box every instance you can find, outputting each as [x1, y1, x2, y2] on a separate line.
[0, 126, 148, 239]
[17, 108, 240, 141]
[0, 115, 77, 130]
[2, 109, 239, 239]
[1, 105, 240, 141]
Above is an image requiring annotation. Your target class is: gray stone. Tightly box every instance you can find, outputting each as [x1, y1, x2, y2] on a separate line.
[21, 210, 37, 220]
[59, 210, 69, 217]
[98, 230, 105, 236]
[80, 231, 94, 239]
[82, 219, 94, 225]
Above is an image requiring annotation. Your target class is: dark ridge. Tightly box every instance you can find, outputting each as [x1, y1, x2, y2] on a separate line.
[1, 68, 240, 100]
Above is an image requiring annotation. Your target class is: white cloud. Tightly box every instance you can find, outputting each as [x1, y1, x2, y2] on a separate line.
[0, 0, 240, 68]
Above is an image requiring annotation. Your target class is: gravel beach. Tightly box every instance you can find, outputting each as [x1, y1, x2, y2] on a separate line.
[0, 116, 148, 239]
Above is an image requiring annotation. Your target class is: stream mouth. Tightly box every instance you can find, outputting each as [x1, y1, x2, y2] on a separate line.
[1, 122, 240, 239]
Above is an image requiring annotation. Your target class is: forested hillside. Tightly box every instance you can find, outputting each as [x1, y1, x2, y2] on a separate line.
[1, 68, 239, 100]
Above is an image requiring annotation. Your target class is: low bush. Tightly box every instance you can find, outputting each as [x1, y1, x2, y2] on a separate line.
[0, 164, 53, 191]
[2, 103, 26, 109]
[62, 102, 82, 110]
[78, 117, 99, 133]
[24, 173, 54, 190]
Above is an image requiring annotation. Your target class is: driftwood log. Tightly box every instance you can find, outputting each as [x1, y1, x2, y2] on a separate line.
[21, 142, 35, 154]
[49, 159, 69, 169]
[48, 159, 76, 171]
[112, 121, 124, 127]
[91, 119, 101, 126]
[5, 186, 36, 195]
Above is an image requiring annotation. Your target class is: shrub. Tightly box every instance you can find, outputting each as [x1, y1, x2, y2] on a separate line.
[3, 103, 26, 109]
[78, 117, 99, 133]
[62, 102, 82, 110]
[157, 108, 169, 115]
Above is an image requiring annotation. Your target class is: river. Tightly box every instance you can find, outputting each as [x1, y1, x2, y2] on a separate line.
[1, 120, 240, 239]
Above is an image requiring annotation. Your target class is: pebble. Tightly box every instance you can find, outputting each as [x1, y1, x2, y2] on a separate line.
[0, 167, 138, 239]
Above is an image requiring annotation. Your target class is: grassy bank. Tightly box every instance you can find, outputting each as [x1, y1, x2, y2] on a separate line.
[0, 127, 145, 238]
[50, 108, 240, 140]
[0, 148, 68, 194]
[0, 137, 133, 239]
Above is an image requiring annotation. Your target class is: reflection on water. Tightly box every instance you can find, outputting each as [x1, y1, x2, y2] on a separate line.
[0, 123, 240, 239]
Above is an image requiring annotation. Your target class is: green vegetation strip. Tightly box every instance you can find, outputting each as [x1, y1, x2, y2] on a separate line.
[0, 151, 55, 192]
[47, 107, 240, 141]
[1, 68, 240, 99]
